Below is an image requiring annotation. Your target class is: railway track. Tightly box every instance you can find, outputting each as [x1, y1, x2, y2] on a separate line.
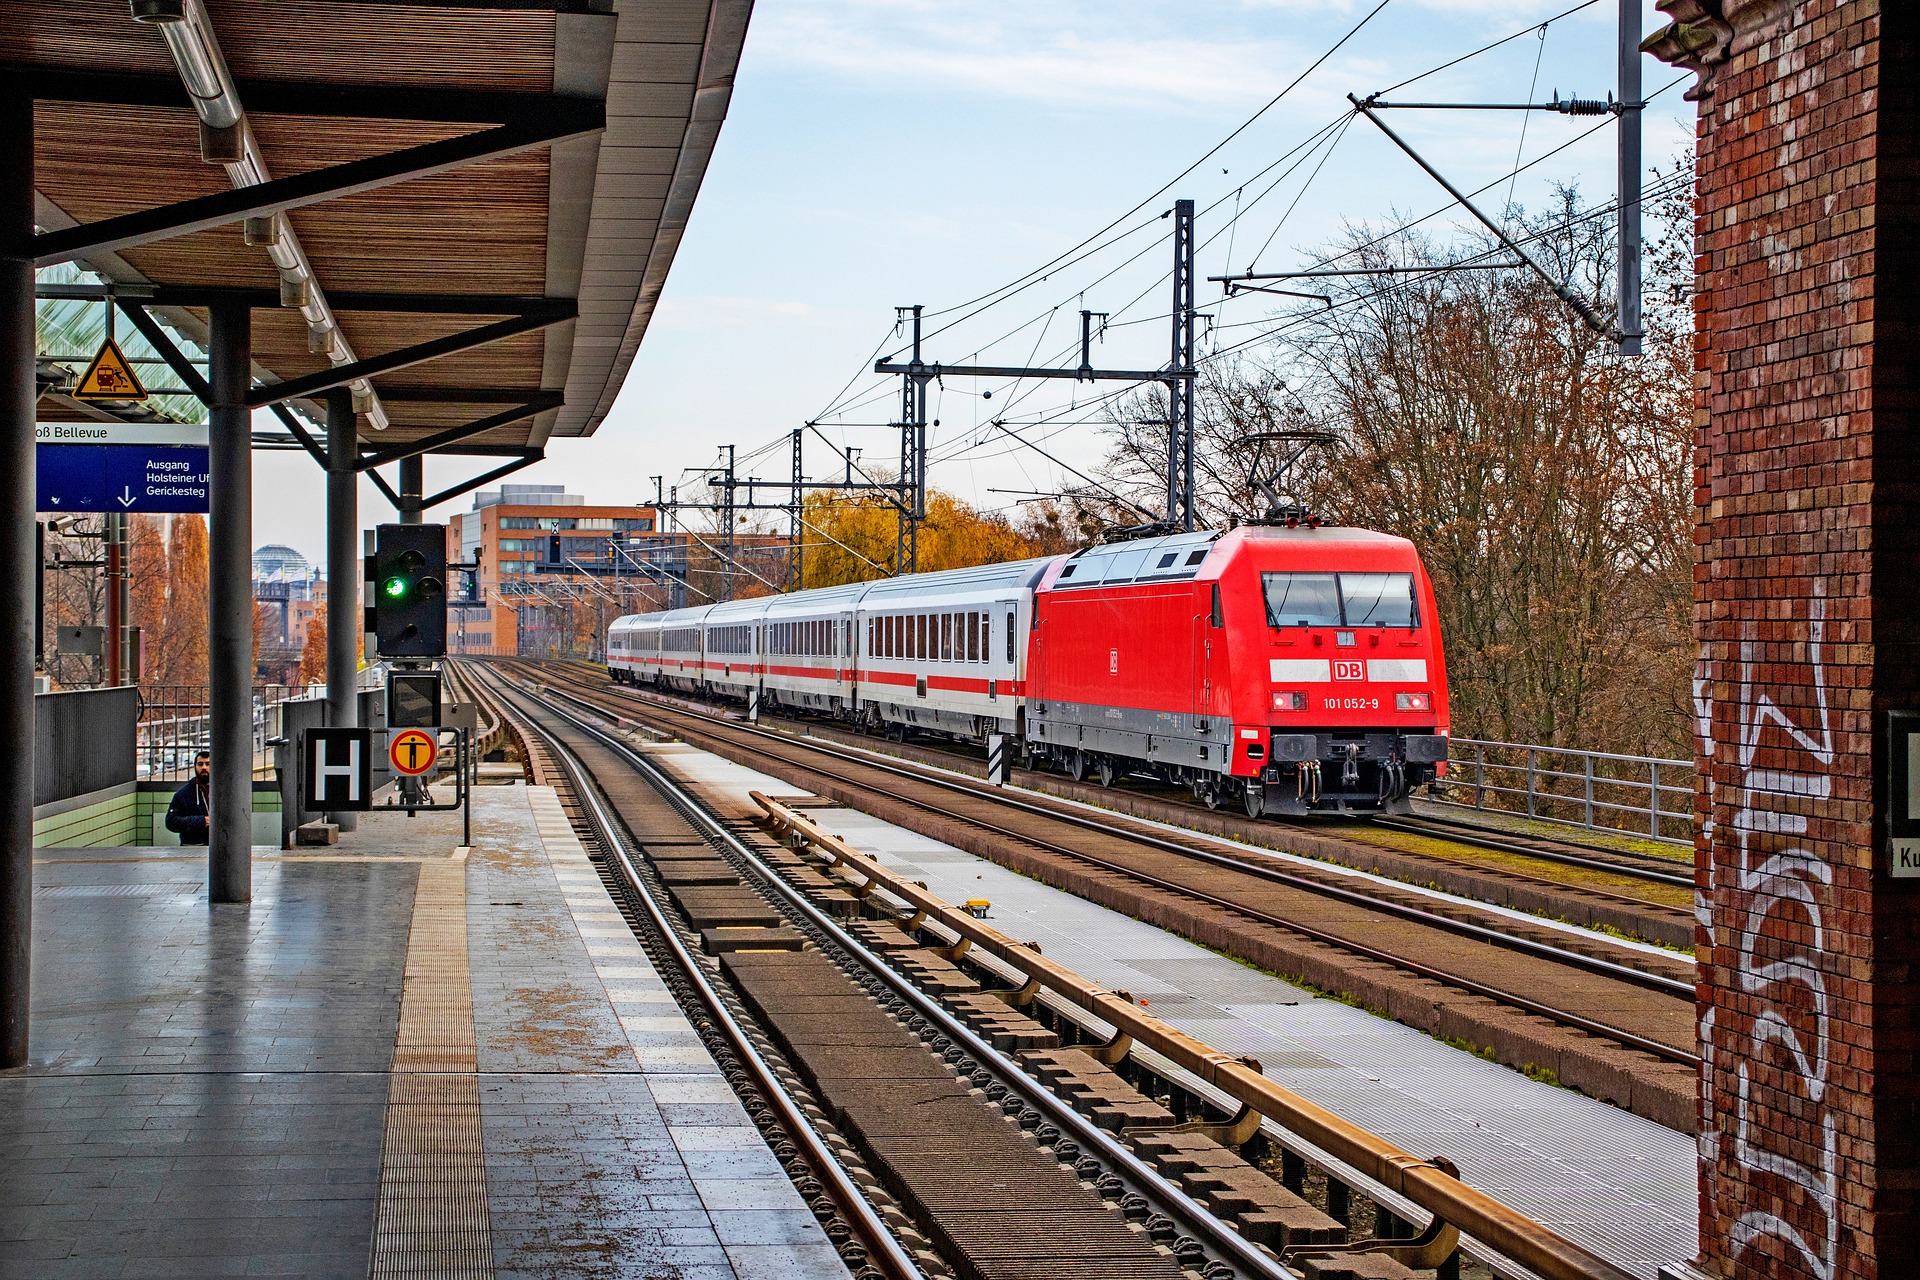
[495, 661, 1699, 1096]
[536, 661, 1694, 931]
[462, 661, 1644, 1280]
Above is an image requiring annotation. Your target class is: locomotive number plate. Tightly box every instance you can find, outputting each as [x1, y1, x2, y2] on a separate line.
[1324, 696, 1381, 711]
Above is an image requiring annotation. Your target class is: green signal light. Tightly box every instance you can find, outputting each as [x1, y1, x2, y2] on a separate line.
[382, 576, 410, 600]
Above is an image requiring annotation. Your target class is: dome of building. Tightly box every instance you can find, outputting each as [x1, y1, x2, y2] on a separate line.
[252, 544, 311, 582]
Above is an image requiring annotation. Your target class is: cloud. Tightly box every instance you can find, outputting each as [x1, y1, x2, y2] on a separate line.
[748, 3, 1321, 110]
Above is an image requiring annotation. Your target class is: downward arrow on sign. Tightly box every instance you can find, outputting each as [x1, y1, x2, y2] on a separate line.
[116, 487, 134, 508]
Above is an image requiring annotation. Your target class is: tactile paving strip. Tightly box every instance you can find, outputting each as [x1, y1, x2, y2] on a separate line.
[371, 854, 494, 1279]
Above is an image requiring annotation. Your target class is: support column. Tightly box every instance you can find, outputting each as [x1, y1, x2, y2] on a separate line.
[207, 300, 252, 903]
[325, 390, 358, 832]
[399, 454, 422, 525]
[104, 513, 124, 686]
[1645, 3, 1915, 1276]
[0, 88, 36, 1067]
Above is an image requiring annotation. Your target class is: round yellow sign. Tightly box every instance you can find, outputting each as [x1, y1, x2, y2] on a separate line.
[388, 728, 439, 777]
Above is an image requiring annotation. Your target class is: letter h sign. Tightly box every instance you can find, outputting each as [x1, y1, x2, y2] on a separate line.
[305, 727, 373, 812]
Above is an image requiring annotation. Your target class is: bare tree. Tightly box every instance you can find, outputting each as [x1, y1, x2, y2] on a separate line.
[1097, 179, 1697, 756]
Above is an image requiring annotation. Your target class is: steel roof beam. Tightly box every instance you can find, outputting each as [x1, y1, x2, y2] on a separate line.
[416, 452, 545, 513]
[28, 103, 604, 267]
[245, 307, 574, 408]
[370, 385, 557, 403]
[354, 395, 563, 471]
[38, 283, 572, 315]
[115, 300, 211, 401]
[368, 449, 545, 518]
[20, 65, 604, 126]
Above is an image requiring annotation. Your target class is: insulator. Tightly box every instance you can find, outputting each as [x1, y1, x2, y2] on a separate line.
[1556, 96, 1614, 116]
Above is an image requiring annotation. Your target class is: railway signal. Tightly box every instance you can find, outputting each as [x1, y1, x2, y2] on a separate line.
[367, 523, 447, 657]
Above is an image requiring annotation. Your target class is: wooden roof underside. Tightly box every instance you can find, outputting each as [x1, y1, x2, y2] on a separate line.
[12, 0, 748, 455]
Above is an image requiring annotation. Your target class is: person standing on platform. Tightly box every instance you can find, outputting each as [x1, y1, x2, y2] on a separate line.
[166, 751, 212, 846]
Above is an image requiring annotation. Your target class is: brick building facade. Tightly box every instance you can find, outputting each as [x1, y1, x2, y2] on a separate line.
[1646, 3, 1918, 1276]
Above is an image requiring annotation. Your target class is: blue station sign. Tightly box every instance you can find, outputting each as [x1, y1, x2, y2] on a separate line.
[36, 443, 210, 513]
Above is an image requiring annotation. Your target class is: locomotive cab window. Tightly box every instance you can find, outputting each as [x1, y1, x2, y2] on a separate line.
[1340, 573, 1417, 627]
[1262, 572, 1418, 628]
[1262, 573, 1341, 627]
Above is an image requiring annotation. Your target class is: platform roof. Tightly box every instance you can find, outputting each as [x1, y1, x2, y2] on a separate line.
[11, 0, 749, 470]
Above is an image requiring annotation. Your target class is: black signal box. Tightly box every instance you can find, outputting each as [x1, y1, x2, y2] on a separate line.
[369, 524, 447, 658]
[387, 671, 442, 728]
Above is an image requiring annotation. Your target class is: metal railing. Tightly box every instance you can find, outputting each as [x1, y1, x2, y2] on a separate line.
[1440, 736, 1692, 845]
[136, 665, 386, 782]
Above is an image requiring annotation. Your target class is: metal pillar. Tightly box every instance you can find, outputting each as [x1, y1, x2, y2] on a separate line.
[1, 88, 36, 1067]
[104, 513, 126, 686]
[398, 454, 423, 524]
[325, 390, 359, 832]
[1168, 199, 1196, 531]
[895, 304, 926, 575]
[1616, 0, 1644, 356]
[207, 300, 253, 903]
[788, 427, 803, 591]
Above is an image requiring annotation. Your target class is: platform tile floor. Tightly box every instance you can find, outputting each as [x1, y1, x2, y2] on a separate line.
[0, 783, 846, 1280]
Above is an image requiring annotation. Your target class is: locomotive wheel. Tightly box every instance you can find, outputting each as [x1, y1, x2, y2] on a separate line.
[1096, 756, 1117, 788]
[1243, 782, 1266, 819]
[1067, 750, 1089, 783]
[1198, 781, 1221, 811]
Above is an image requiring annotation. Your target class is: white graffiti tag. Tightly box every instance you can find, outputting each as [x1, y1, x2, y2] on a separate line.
[1718, 586, 1838, 1278]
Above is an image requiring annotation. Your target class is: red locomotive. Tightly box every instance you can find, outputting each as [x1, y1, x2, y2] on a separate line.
[608, 523, 1449, 818]
[1025, 525, 1448, 817]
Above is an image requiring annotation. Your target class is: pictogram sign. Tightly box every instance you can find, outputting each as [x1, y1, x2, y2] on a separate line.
[305, 727, 372, 812]
[71, 338, 148, 402]
[388, 728, 440, 777]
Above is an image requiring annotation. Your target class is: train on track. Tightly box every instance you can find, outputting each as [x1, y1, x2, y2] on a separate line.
[607, 524, 1449, 817]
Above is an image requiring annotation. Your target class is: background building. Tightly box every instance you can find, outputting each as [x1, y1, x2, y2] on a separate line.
[251, 544, 325, 685]
[446, 485, 680, 658]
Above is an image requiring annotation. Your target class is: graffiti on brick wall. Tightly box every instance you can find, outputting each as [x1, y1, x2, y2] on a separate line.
[1712, 583, 1838, 1277]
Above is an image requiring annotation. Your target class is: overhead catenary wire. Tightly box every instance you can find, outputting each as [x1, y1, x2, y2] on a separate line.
[729, 2, 1653, 550]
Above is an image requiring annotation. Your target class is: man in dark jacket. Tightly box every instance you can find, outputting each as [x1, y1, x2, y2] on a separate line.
[166, 751, 211, 845]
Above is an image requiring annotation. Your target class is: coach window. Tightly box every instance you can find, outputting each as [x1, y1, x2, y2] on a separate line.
[1261, 573, 1340, 627]
[966, 612, 978, 661]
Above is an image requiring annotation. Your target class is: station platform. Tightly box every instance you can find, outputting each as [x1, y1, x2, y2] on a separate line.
[653, 741, 1697, 1280]
[0, 783, 847, 1280]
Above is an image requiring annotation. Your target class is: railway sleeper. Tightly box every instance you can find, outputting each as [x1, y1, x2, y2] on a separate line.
[516, 691, 1460, 1277]
[720, 949, 1188, 1280]
[836, 898, 1463, 1274]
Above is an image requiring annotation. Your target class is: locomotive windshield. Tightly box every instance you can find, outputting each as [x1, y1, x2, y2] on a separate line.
[1262, 572, 1417, 628]
[1262, 573, 1341, 626]
[1339, 573, 1417, 627]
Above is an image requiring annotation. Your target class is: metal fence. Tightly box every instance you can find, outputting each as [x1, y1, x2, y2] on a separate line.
[1439, 737, 1693, 845]
[136, 666, 386, 782]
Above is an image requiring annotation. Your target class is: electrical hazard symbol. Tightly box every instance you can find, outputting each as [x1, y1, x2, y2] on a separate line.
[71, 338, 149, 402]
[388, 728, 440, 777]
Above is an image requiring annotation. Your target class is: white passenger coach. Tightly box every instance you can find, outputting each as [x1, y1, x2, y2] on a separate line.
[606, 556, 1054, 741]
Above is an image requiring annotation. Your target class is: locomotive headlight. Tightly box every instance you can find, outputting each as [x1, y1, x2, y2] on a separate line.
[1395, 691, 1432, 712]
[1271, 691, 1308, 711]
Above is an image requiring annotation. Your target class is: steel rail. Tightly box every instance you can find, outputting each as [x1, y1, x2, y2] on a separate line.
[472, 672, 927, 1280]
[474, 665, 1294, 1280]
[525, 669, 1693, 1000]
[1376, 814, 1695, 885]
[516, 666, 1698, 1070]
[756, 792, 1642, 1280]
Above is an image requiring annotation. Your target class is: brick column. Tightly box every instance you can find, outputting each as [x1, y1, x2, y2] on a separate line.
[1647, 3, 1920, 1277]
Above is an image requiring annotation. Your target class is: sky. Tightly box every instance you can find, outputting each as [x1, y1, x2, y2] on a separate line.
[249, 0, 1695, 565]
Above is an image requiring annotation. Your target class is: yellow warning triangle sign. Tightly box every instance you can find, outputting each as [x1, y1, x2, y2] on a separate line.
[72, 337, 148, 402]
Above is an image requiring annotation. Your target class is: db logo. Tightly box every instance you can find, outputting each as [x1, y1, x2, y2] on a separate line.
[1109, 648, 1119, 674]
[1332, 659, 1364, 682]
